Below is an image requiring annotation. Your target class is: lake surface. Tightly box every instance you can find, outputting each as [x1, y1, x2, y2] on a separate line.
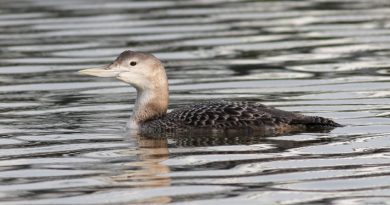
[1, 0, 390, 204]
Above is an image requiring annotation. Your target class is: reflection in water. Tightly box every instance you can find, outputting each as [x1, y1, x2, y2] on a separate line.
[140, 127, 335, 148]
[112, 135, 172, 204]
[1, 0, 390, 204]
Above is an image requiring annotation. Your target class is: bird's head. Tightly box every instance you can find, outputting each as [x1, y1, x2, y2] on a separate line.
[79, 50, 166, 91]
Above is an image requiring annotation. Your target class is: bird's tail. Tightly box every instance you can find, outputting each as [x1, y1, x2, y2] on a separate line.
[291, 115, 342, 128]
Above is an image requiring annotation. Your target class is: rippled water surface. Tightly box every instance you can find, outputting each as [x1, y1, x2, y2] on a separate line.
[1, 0, 390, 204]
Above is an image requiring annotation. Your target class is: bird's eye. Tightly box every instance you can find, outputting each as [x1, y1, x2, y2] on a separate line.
[130, 61, 137, 66]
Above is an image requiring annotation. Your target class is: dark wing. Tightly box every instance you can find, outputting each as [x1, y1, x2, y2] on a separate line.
[166, 101, 341, 129]
[166, 101, 293, 128]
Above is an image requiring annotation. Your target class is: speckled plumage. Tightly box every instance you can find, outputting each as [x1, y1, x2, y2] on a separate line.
[141, 101, 341, 133]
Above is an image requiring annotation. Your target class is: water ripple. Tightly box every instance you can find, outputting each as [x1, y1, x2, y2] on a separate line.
[1, 0, 390, 204]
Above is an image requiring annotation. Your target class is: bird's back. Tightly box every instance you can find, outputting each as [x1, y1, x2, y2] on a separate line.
[140, 101, 341, 134]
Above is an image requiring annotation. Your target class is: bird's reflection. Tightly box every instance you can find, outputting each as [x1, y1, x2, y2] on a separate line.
[109, 127, 335, 203]
[139, 127, 335, 147]
[110, 133, 173, 203]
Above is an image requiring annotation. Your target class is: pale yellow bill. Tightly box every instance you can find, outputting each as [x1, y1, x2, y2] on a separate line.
[78, 66, 119, 77]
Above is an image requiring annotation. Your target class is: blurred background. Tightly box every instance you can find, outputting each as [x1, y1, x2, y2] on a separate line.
[1, 0, 390, 204]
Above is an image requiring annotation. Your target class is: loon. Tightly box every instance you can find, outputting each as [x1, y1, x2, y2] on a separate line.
[79, 50, 341, 134]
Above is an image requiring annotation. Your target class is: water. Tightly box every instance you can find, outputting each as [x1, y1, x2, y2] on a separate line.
[1, 0, 390, 204]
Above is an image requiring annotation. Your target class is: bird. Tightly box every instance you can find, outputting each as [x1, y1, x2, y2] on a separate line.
[79, 50, 341, 135]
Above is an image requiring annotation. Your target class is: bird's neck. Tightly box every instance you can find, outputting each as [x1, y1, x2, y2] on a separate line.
[129, 79, 169, 129]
